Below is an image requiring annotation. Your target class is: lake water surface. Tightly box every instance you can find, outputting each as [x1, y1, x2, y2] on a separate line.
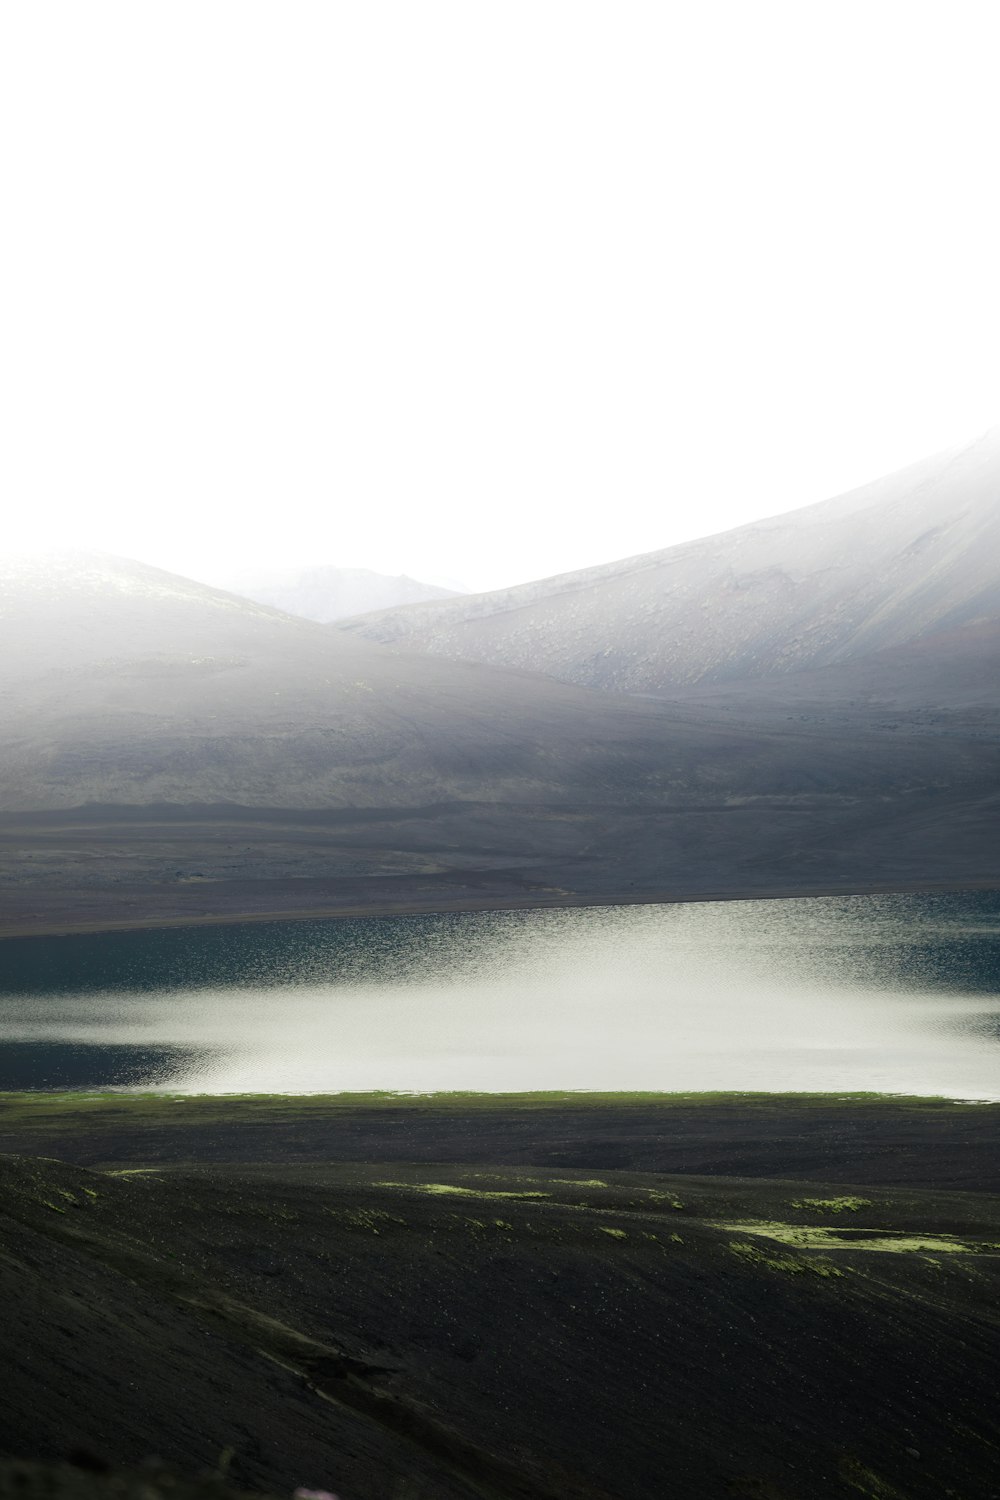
[1, 892, 1000, 1096]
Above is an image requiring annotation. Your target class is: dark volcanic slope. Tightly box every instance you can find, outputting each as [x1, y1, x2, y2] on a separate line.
[3, 1125, 1000, 1500]
[340, 429, 1000, 694]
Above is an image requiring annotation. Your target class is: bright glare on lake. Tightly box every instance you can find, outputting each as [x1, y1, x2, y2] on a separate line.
[1, 892, 999, 1097]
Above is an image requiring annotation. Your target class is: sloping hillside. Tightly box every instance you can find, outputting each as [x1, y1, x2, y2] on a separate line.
[663, 617, 1000, 736]
[0, 550, 666, 811]
[3, 1112, 1000, 1500]
[339, 430, 1000, 694]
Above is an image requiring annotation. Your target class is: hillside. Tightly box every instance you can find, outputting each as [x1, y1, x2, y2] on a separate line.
[339, 429, 1000, 694]
[2, 1096, 1000, 1499]
[656, 616, 1000, 744]
[206, 562, 459, 623]
[0, 549, 730, 812]
[1, 548, 999, 933]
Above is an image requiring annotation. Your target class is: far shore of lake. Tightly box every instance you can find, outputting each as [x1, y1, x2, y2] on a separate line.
[4, 873, 1000, 942]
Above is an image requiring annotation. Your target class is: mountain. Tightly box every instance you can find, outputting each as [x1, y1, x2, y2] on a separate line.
[208, 562, 460, 623]
[1, 547, 998, 935]
[339, 429, 1000, 695]
[662, 617, 1000, 738]
[0, 549, 676, 811]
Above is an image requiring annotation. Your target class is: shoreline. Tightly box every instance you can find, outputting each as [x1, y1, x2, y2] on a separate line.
[5, 1088, 1000, 1190]
[2, 873, 999, 941]
[1, 1092, 995, 1116]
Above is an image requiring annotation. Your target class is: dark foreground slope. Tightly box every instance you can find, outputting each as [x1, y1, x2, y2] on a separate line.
[340, 428, 1000, 695]
[3, 553, 1000, 932]
[0, 1461, 278, 1500]
[3, 1096, 1000, 1500]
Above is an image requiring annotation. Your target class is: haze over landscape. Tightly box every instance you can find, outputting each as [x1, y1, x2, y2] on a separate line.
[2, 428, 999, 939]
[4, 5, 1000, 592]
[4, 5, 1000, 1499]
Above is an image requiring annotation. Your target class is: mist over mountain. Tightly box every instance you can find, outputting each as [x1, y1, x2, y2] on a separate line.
[207, 563, 460, 624]
[0, 550, 665, 811]
[2, 483, 999, 936]
[668, 617, 1000, 739]
[339, 430, 1000, 697]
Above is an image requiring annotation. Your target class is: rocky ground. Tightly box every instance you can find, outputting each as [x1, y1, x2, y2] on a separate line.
[2, 1095, 1000, 1499]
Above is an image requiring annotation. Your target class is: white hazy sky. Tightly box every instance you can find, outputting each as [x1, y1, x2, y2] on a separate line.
[2, 2, 999, 593]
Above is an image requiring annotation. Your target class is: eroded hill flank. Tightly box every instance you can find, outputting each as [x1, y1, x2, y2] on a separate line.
[339, 429, 1000, 692]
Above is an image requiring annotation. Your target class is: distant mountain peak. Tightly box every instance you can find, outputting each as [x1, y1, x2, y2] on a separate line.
[206, 562, 462, 624]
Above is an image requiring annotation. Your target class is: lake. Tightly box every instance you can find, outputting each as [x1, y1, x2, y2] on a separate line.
[1, 891, 999, 1096]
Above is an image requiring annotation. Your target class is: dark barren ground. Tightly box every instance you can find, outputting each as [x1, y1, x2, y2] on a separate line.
[3, 797, 1000, 941]
[3, 1095, 1000, 1500]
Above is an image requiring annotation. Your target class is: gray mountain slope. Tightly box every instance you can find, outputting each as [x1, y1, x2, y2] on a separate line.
[663, 617, 1000, 731]
[2, 549, 999, 929]
[2, 547, 991, 809]
[339, 429, 1000, 693]
[209, 563, 459, 624]
[0, 550, 668, 811]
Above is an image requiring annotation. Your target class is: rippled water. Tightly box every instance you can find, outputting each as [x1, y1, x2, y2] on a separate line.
[1, 891, 999, 1096]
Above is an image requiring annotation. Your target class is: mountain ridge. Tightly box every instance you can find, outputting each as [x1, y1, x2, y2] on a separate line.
[3, 478, 1000, 932]
[338, 429, 1000, 694]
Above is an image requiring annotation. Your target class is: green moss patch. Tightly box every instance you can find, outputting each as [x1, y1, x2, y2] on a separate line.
[375, 1181, 550, 1201]
[729, 1241, 844, 1277]
[719, 1220, 972, 1254]
[789, 1196, 874, 1213]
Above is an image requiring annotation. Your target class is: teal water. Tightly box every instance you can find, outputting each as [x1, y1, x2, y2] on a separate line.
[1, 891, 999, 1095]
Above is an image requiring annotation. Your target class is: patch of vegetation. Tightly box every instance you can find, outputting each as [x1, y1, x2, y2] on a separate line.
[789, 1196, 873, 1213]
[374, 1181, 550, 1201]
[729, 1241, 844, 1277]
[599, 1227, 627, 1240]
[329, 1207, 404, 1233]
[719, 1221, 970, 1254]
[548, 1178, 608, 1188]
[645, 1189, 685, 1209]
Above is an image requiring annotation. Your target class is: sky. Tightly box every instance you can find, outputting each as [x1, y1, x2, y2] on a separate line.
[2, 2, 999, 594]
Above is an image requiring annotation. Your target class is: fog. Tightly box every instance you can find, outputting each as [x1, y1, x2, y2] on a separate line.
[2, 4, 999, 590]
